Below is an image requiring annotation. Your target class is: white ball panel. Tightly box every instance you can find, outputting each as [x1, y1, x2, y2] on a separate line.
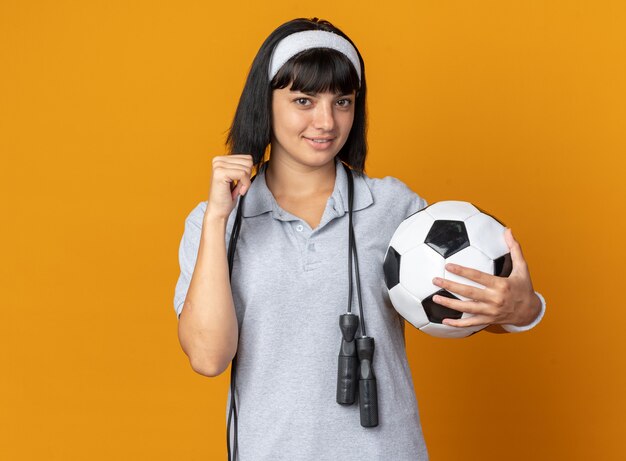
[420, 322, 474, 338]
[392, 210, 423, 239]
[444, 247, 494, 301]
[400, 244, 445, 300]
[390, 211, 435, 254]
[424, 200, 480, 221]
[388, 284, 429, 329]
[465, 212, 508, 260]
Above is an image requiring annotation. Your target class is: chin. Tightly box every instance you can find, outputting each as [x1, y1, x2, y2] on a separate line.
[304, 153, 339, 168]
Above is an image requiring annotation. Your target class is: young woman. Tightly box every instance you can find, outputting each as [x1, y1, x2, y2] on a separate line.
[173, 17, 545, 461]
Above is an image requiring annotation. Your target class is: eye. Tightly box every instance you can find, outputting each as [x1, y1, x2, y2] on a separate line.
[294, 97, 311, 106]
[336, 98, 353, 108]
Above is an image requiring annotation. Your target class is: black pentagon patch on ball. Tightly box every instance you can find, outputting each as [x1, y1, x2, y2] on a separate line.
[425, 220, 470, 258]
[494, 253, 513, 277]
[422, 289, 463, 324]
[383, 246, 401, 290]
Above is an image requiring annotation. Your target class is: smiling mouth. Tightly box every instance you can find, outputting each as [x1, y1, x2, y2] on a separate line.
[304, 137, 335, 143]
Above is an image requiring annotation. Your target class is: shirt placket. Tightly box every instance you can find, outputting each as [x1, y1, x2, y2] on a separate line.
[290, 220, 322, 272]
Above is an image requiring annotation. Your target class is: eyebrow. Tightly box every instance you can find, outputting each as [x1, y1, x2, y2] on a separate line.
[289, 90, 316, 96]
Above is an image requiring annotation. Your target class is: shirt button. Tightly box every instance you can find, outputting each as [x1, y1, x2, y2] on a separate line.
[296, 224, 304, 232]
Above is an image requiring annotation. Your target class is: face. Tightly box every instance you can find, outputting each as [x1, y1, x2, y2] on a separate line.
[270, 85, 356, 168]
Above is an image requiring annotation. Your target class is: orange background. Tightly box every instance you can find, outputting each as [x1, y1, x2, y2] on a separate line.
[1, 1, 625, 460]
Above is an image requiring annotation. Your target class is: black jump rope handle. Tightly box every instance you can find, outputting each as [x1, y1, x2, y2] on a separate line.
[337, 313, 359, 405]
[357, 336, 378, 427]
[336, 315, 379, 427]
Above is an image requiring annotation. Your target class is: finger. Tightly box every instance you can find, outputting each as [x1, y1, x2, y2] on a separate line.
[215, 166, 252, 186]
[213, 157, 253, 172]
[444, 263, 496, 287]
[216, 154, 253, 164]
[231, 181, 244, 200]
[212, 166, 252, 200]
[228, 153, 254, 162]
[432, 276, 487, 301]
[230, 178, 250, 197]
[431, 293, 484, 315]
[504, 228, 527, 275]
[442, 315, 492, 328]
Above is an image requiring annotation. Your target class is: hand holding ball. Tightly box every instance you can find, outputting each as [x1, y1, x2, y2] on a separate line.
[384, 201, 513, 338]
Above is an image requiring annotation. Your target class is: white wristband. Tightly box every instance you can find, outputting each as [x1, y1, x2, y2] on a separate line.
[501, 291, 546, 333]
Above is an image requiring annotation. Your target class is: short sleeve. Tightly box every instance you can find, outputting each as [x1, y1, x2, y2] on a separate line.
[406, 192, 428, 218]
[377, 175, 428, 219]
[173, 200, 240, 319]
[173, 202, 207, 319]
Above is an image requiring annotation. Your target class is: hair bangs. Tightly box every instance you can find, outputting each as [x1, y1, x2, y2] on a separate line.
[271, 48, 360, 95]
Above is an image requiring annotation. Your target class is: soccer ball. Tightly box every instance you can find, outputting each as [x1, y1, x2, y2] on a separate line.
[383, 201, 512, 338]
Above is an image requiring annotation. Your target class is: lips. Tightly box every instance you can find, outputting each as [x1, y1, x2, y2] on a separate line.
[303, 136, 335, 143]
[303, 136, 336, 151]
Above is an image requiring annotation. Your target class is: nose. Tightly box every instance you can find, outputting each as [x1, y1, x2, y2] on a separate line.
[312, 102, 335, 131]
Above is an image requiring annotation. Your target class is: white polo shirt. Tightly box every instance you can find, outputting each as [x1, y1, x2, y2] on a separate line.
[174, 157, 430, 460]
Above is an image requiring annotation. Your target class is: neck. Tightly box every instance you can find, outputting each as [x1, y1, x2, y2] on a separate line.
[264, 155, 337, 200]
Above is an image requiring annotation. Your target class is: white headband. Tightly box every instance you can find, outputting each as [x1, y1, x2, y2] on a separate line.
[268, 30, 362, 83]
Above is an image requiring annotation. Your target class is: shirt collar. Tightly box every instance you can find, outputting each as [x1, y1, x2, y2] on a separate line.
[241, 157, 374, 219]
